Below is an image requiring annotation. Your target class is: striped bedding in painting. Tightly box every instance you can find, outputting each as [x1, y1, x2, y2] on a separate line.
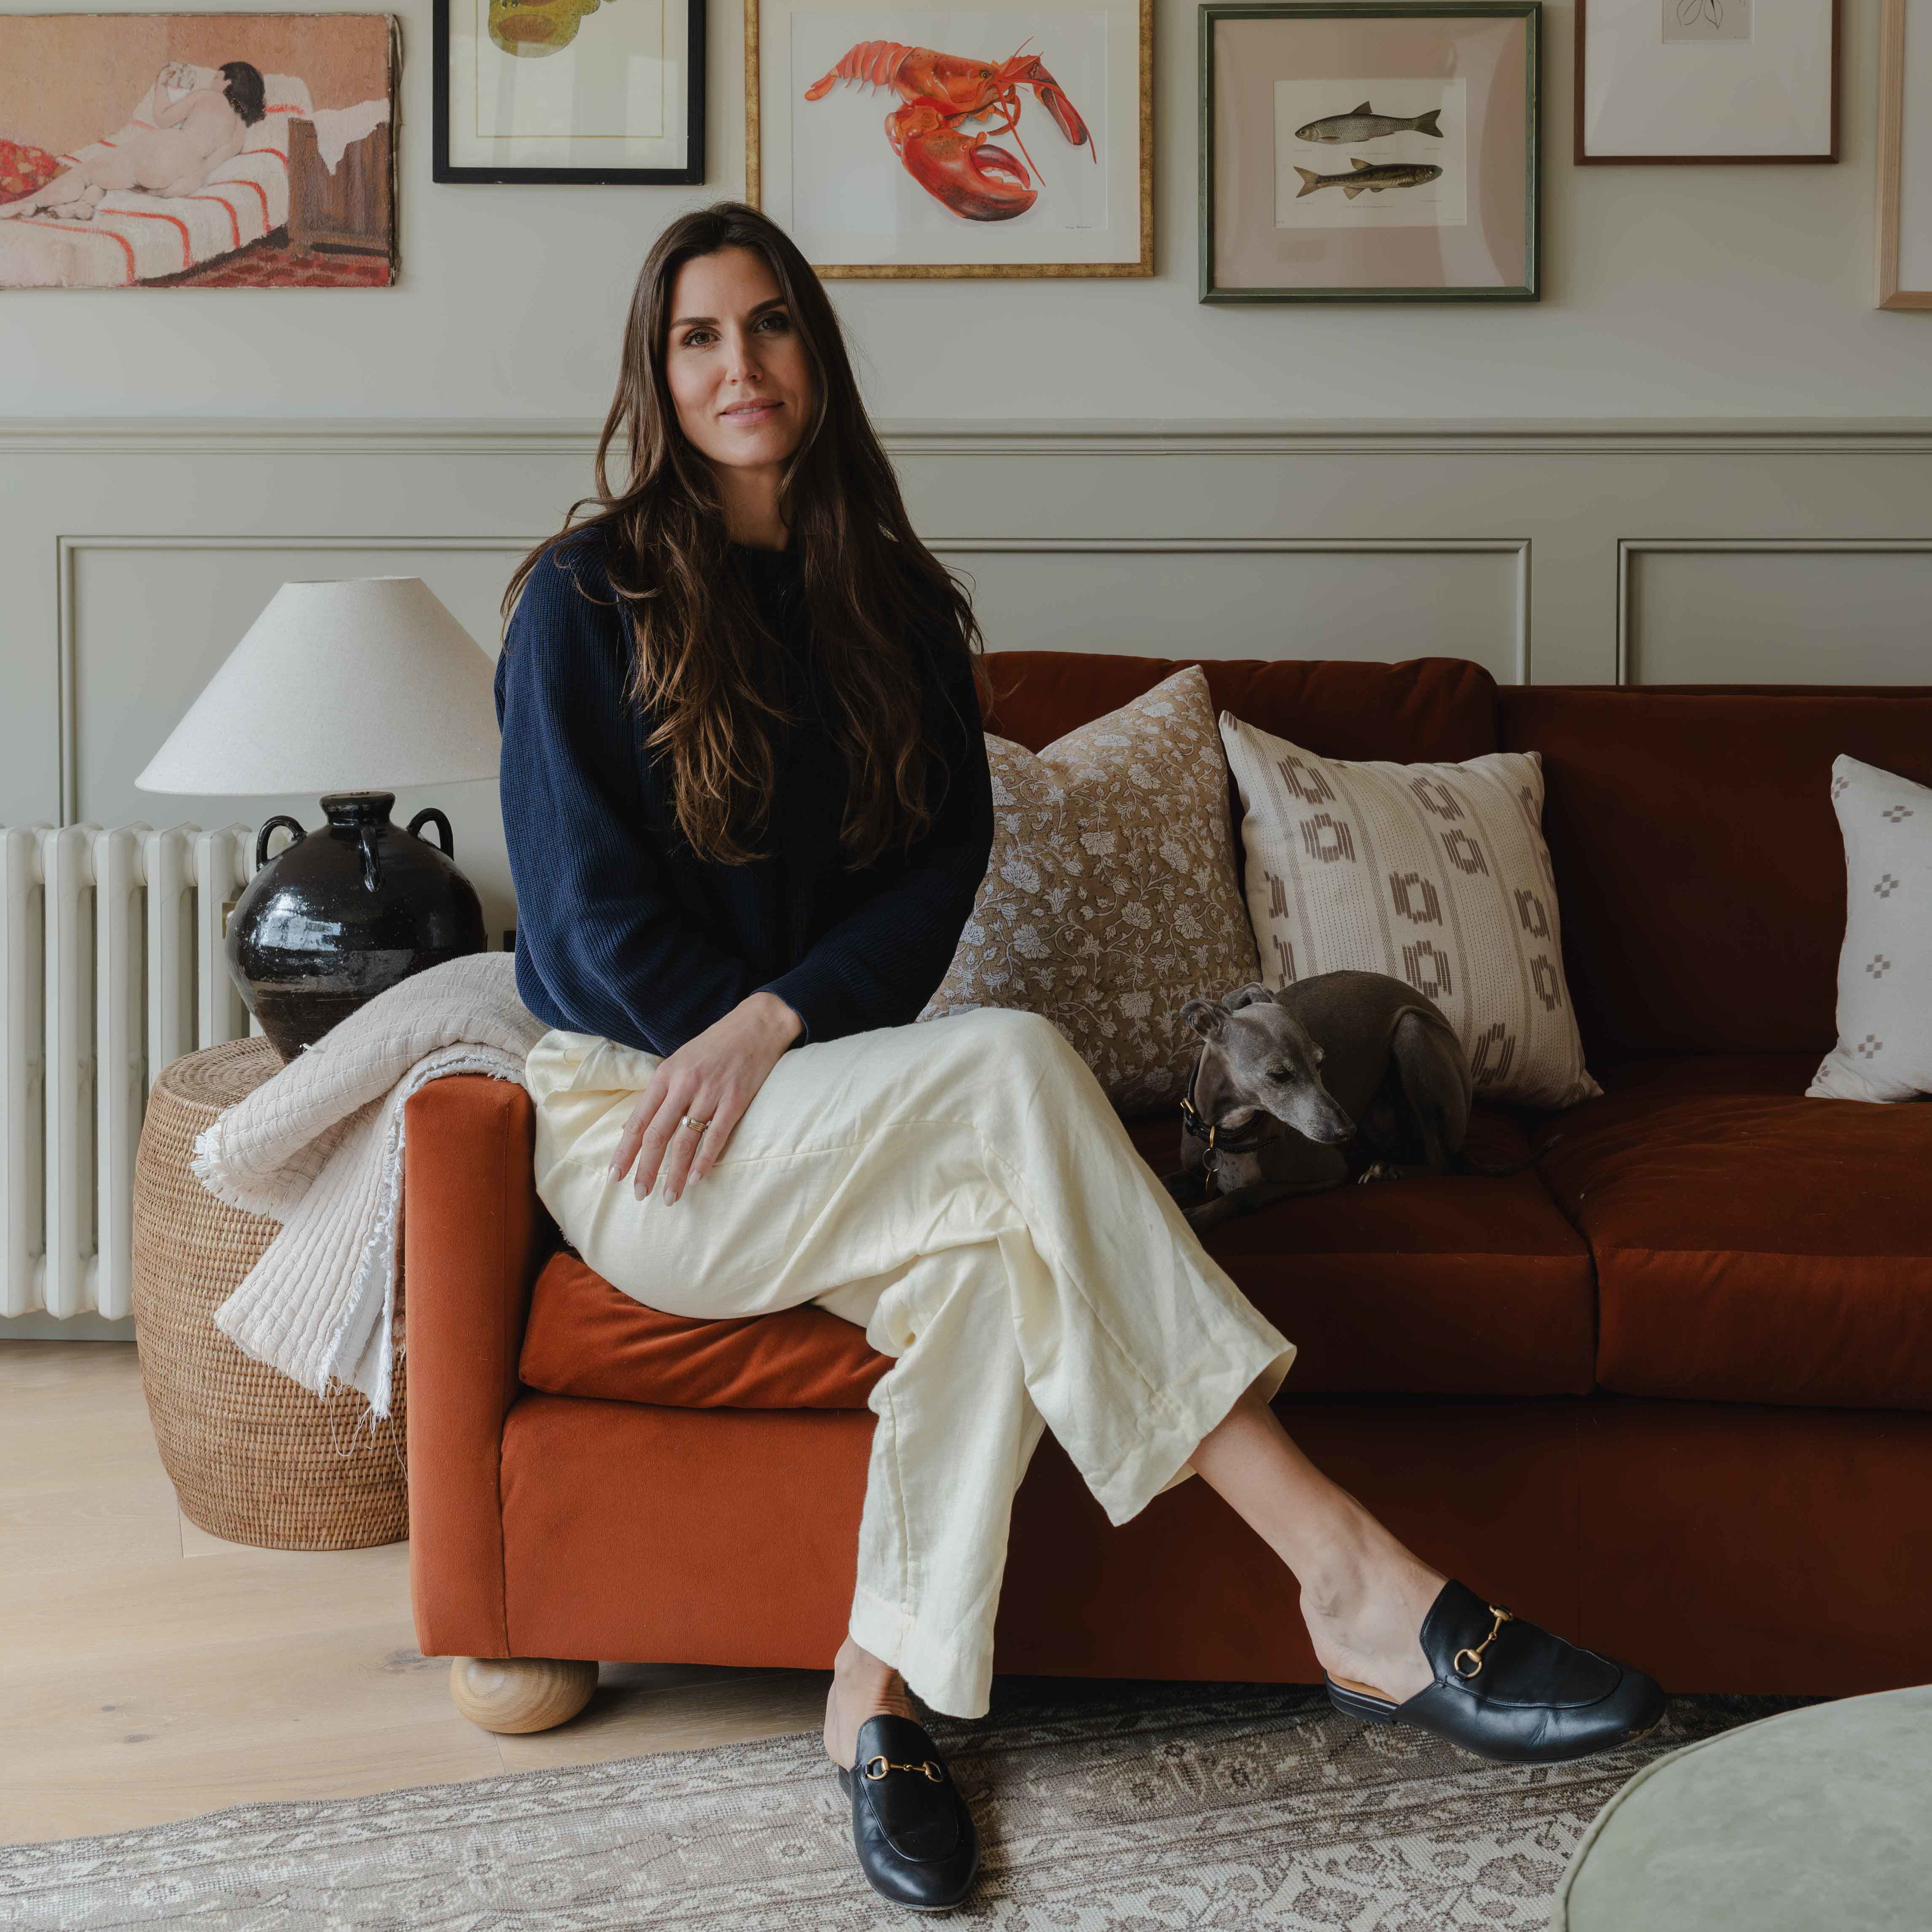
[0, 72, 310, 288]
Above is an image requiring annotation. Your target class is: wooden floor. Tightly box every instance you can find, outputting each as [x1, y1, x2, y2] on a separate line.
[0, 1341, 830, 1847]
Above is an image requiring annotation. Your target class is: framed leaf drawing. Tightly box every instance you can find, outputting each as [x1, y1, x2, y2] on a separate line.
[747, 0, 1153, 277]
[1575, 0, 1838, 163]
[434, 0, 704, 182]
[1201, 3, 1540, 302]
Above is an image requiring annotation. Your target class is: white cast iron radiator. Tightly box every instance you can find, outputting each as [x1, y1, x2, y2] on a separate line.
[0, 822, 259, 1321]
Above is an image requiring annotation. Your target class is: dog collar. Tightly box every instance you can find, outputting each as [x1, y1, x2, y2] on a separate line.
[1179, 1053, 1269, 1159]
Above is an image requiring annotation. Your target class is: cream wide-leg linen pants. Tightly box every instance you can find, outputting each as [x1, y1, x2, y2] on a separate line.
[525, 1005, 1296, 1720]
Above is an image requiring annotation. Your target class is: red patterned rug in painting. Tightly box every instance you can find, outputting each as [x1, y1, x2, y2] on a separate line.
[151, 233, 392, 288]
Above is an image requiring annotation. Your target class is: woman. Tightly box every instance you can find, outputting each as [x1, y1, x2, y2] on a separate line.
[0, 59, 263, 222]
[496, 201, 1664, 1912]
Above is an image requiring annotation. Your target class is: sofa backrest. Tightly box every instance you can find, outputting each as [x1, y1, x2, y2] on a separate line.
[1500, 688, 1932, 1063]
[981, 651, 1932, 1069]
[979, 652, 1497, 762]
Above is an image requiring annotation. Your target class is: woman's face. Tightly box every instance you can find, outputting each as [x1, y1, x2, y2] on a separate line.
[664, 246, 815, 478]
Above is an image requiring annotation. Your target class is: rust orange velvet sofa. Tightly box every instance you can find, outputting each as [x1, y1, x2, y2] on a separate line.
[404, 654, 1932, 1723]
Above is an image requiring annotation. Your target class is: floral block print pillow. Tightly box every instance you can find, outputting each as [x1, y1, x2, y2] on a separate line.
[919, 665, 1261, 1113]
[1808, 754, 1932, 1103]
[1219, 713, 1600, 1110]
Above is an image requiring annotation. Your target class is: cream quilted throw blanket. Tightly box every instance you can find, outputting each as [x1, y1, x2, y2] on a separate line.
[191, 952, 548, 1418]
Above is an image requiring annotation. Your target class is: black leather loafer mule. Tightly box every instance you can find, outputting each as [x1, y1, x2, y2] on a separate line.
[835, 1714, 980, 1912]
[1324, 1578, 1667, 1764]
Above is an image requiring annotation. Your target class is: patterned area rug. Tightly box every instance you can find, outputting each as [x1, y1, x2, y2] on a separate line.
[0, 1684, 1793, 1930]
[149, 233, 391, 287]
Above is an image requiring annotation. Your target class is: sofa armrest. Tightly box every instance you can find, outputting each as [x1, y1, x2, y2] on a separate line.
[403, 1073, 552, 1658]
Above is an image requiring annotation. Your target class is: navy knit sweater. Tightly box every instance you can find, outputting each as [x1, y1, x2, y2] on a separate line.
[494, 533, 994, 1056]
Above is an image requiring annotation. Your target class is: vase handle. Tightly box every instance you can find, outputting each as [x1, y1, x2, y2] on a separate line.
[408, 806, 454, 857]
[255, 815, 306, 869]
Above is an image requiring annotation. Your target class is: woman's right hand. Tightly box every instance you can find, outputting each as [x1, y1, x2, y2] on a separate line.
[607, 991, 803, 1205]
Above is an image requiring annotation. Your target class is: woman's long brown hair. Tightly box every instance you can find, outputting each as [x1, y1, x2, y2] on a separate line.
[503, 201, 983, 869]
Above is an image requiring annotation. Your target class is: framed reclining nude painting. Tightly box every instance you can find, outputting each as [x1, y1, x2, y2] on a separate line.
[0, 13, 397, 289]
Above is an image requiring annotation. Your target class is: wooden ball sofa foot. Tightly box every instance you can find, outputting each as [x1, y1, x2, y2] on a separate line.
[449, 1656, 598, 1734]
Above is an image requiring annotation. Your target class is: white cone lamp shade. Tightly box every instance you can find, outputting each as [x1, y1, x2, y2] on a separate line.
[136, 577, 500, 795]
[137, 578, 500, 1062]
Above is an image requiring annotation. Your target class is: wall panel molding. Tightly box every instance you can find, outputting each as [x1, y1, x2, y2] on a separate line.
[56, 535, 542, 826]
[1617, 539, 1932, 686]
[7, 417, 1932, 457]
[9, 416, 1932, 833]
[934, 538, 1532, 682]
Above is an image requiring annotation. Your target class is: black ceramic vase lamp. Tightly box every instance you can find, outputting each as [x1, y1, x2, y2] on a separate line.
[134, 578, 501, 1063]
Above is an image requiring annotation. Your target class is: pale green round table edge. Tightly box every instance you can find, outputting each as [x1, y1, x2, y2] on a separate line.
[1552, 1684, 1932, 1932]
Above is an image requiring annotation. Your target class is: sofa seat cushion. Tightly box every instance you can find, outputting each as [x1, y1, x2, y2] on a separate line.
[1122, 1109, 1597, 1397]
[1532, 1055, 1932, 1409]
[519, 1251, 888, 1409]
[519, 1105, 1596, 1410]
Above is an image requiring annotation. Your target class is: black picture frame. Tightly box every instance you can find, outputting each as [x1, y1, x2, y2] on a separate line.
[433, 0, 706, 183]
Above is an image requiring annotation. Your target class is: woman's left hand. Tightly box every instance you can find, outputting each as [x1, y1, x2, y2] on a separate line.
[607, 991, 803, 1205]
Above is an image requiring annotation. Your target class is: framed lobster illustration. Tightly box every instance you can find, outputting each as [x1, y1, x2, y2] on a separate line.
[746, 0, 1153, 278]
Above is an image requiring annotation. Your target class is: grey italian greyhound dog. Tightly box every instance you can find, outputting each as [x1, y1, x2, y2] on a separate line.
[1163, 971, 1530, 1231]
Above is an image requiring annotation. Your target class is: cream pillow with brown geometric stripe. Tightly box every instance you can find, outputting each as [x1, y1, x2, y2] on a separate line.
[920, 666, 1262, 1112]
[1219, 713, 1600, 1109]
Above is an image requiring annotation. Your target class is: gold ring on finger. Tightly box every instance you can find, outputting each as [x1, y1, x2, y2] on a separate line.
[679, 1115, 711, 1136]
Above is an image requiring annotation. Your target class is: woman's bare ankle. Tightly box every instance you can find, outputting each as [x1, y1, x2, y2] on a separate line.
[1300, 1545, 1445, 1705]
[823, 1637, 920, 1767]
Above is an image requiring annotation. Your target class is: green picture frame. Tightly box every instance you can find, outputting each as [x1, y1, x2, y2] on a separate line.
[1199, 1, 1541, 303]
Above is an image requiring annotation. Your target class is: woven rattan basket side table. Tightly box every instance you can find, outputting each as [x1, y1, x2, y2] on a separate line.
[131, 1035, 409, 1549]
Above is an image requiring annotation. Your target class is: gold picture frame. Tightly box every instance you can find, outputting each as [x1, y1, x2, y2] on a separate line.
[1878, 0, 1932, 308]
[745, 0, 1153, 278]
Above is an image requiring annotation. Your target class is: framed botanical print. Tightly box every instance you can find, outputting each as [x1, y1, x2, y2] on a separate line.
[746, 0, 1153, 277]
[1201, 3, 1540, 302]
[434, 0, 704, 182]
[1878, 0, 1932, 305]
[1576, 0, 1837, 163]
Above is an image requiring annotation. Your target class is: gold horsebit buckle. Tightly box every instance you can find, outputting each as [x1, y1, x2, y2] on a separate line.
[863, 1755, 945, 1783]
[1453, 1604, 1515, 1678]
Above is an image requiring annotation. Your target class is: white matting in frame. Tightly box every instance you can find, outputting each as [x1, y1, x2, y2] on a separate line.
[442, 0, 693, 174]
[751, 0, 1150, 274]
[1577, 0, 1836, 160]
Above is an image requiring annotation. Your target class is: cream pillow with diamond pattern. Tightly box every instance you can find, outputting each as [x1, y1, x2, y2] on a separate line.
[919, 665, 1261, 1112]
[1809, 755, 1932, 1103]
[1219, 713, 1599, 1110]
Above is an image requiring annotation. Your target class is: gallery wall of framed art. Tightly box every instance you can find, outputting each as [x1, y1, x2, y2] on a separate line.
[1200, 2, 1540, 303]
[745, 0, 1153, 277]
[434, 0, 705, 182]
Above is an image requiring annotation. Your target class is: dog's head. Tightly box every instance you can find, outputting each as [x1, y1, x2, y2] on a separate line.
[1180, 983, 1354, 1146]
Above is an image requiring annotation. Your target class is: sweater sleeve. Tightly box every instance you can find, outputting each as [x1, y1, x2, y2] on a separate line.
[496, 544, 767, 1056]
[757, 630, 994, 1044]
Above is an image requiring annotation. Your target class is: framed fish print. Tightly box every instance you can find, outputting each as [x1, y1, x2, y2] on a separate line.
[1878, 0, 1932, 305]
[1575, 0, 1837, 163]
[746, 0, 1153, 277]
[434, 0, 704, 182]
[1200, 3, 1540, 303]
